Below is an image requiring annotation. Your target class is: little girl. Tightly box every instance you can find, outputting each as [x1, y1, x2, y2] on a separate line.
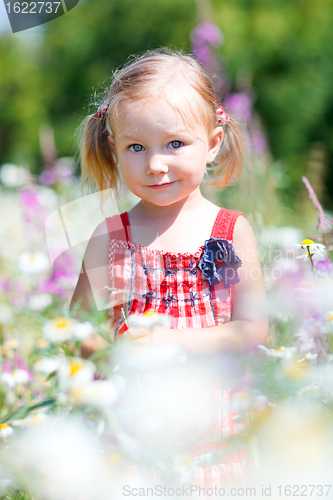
[71, 49, 268, 486]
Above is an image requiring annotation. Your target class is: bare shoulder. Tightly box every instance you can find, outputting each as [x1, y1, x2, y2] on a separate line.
[92, 219, 109, 238]
[233, 215, 257, 245]
[84, 220, 110, 270]
[70, 219, 111, 314]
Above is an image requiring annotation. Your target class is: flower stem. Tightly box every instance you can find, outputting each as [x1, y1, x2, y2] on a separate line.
[307, 246, 317, 281]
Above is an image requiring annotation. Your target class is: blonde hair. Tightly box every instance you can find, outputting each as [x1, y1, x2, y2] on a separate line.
[80, 48, 243, 194]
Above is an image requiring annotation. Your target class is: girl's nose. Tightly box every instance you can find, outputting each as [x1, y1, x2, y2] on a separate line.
[146, 154, 169, 175]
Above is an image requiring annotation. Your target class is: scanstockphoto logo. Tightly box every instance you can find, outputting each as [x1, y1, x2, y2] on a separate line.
[3, 0, 79, 33]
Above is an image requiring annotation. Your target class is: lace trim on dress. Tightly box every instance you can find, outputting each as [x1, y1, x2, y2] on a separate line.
[110, 239, 205, 259]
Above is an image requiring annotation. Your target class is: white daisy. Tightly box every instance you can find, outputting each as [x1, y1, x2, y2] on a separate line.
[43, 317, 78, 343]
[28, 294, 52, 311]
[258, 345, 297, 360]
[0, 369, 30, 388]
[17, 251, 50, 274]
[0, 423, 13, 440]
[34, 357, 62, 375]
[129, 311, 171, 330]
[293, 239, 325, 260]
[0, 163, 29, 188]
[0, 304, 14, 325]
[58, 357, 95, 391]
[3, 338, 20, 350]
[72, 321, 95, 341]
[298, 352, 318, 363]
[69, 380, 118, 409]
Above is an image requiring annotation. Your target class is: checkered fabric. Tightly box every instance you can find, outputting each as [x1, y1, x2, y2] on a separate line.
[106, 208, 242, 338]
[106, 208, 251, 487]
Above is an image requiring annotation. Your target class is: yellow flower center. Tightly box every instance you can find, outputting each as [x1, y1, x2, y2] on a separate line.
[301, 239, 314, 246]
[284, 359, 307, 380]
[0, 424, 9, 430]
[108, 453, 123, 464]
[7, 339, 17, 348]
[70, 387, 84, 399]
[143, 311, 158, 317]
[37, 338, 50, 348]
[69, 360, 82, 376]
[54, 317, 70, 329]
[180, 456, 193, 466]
[29, 255, 36, 263]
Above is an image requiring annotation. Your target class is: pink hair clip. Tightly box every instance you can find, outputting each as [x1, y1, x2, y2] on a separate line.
[97, 100, 109, 117]
[216, 106, 230, 125]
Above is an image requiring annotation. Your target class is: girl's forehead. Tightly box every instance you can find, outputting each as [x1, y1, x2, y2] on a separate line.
[113, 92, 211, 136]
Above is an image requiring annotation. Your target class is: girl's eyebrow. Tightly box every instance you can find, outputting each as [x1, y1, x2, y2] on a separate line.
[120, 129, 192, 140]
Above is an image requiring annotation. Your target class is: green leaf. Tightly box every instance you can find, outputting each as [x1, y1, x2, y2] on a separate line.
[88, 345, 113, 362]
[0, 398, 56, 424]
[98, 329, 113, 345]
[61, 343, 74, 356]
[45, 370, 57, 382]
[20, 307, 47, 324]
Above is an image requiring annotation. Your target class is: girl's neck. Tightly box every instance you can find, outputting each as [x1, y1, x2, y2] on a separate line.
[132, 187, 207, 224]
[127, 188, 220, 254]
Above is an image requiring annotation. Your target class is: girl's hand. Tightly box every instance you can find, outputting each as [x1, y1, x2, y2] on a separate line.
[122, 325, 166, 343]
[80, 334, 110, 358]
[122, 326, 149, 342]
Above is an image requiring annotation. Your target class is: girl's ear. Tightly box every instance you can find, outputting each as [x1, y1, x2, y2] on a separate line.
[206, 127, 223, 164]
[108, 135, 117, 155]
[108, 134, 117, 163]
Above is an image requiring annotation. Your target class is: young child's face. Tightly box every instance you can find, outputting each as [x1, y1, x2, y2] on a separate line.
[108, 96, 222, 208]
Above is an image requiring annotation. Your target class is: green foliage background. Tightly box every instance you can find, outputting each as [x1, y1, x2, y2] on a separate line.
[0, 0, 333, 209]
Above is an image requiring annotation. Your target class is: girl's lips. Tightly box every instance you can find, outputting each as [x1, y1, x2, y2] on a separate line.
[148, 181, 176, 189]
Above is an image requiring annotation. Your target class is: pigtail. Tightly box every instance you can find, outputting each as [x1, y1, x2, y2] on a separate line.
[80, 110, 119, 195]
[209, 116, 244, 189]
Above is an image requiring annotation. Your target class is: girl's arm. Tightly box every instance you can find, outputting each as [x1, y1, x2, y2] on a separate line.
[126, 216, 268, 354]
[70, 220, 112, 357]
[70, 220, 111, 316]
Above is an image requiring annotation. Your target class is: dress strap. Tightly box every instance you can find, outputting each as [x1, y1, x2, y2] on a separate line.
[105, 212, 131, 249]
[210, 208, 243, 242]
[120, 212, 131, 242]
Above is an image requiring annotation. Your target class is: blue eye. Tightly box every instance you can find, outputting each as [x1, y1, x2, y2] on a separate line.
[169, 141, 183, 149]
[129, 144, 144, 152]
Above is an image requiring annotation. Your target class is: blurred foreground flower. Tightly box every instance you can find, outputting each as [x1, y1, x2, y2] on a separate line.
[69, 380, 118, 409]
[0, 163, 30, 188]
[0, 424, 13, 440]
[258, 345, 296, 360]
[0, 368, 30, 388]
[27, 293, 52, 310]
[57, 357, 95, 390]
[17, 251, 50, 274]
[257, 404, 333, 485]
[129, 311, 171, 330]
[43, 317, 77, 343]
[4, 418, 123, 500]
[42, 317, 94, 343]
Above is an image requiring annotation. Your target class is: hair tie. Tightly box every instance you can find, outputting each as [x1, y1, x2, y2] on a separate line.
[216, 106, 230, 125]
[97, 100, 109, 118]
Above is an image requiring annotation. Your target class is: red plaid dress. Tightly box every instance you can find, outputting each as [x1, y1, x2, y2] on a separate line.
[106, 208, 252, 488]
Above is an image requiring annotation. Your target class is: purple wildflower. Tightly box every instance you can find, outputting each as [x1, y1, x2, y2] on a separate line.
[224, 93, 252, 124]
[313, 258, 332, 276]
[302, 176, 329, 258]
[190, 22, 226, 96]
